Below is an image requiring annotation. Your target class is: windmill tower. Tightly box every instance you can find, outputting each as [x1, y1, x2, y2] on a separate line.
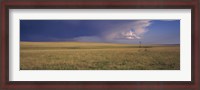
[139, 41, 142, 48]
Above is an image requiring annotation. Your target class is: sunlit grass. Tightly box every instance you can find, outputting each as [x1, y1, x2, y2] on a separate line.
[20, 42, 180, 70]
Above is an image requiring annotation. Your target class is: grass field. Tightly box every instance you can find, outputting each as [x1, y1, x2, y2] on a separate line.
[20, 42, 180, 70]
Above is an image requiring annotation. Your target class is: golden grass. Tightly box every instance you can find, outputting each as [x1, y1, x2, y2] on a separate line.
[20, 42, 180, 70]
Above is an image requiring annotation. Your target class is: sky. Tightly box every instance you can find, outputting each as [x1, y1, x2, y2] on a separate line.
[20, 20, 180, 44]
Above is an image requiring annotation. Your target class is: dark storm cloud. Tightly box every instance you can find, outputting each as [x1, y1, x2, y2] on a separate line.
[20, 20, 180, 44]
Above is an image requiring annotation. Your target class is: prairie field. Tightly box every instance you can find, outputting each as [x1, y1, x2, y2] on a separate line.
[20, 42, 180, 70]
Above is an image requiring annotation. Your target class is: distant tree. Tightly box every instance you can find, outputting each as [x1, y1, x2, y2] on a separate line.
[139, 41, 142, 48]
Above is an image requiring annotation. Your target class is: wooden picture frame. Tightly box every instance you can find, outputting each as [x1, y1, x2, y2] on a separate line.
[0, 0, 199, 90]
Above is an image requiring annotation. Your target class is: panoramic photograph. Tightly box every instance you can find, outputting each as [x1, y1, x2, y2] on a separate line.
[20, 20, 180, 70]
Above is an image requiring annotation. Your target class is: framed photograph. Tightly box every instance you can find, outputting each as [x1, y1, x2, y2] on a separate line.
[1, 0, 199, 90]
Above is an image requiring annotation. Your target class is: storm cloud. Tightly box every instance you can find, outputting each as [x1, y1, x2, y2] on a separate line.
[20, 20, 180, 44]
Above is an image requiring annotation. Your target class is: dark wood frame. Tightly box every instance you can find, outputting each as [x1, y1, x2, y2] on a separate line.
[0, 1, 199, 90]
